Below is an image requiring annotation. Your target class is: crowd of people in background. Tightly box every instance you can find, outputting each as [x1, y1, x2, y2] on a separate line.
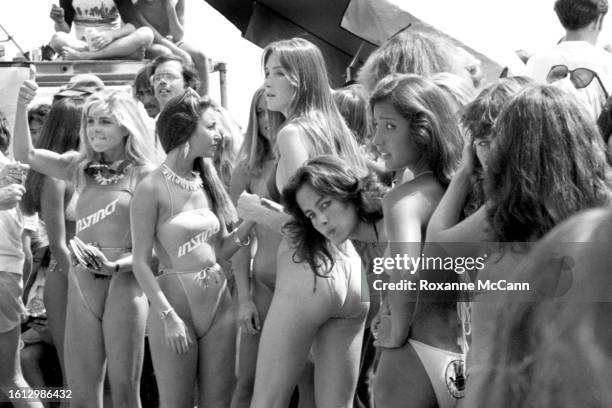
[3, 0, 612, 407]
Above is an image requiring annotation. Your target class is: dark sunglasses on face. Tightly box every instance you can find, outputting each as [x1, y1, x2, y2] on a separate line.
[546, 65, 610, 99]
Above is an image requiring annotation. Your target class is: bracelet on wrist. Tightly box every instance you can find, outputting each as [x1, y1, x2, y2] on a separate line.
[233, 230, 251, 247]
[159, 307, 175, 320]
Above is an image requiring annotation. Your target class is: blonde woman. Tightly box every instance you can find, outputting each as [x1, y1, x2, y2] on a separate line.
[15, 79, 155, 408]
[230, 87, 281, 408]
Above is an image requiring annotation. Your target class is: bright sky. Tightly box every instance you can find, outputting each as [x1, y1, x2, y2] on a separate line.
[1, 0, 263, 128]
[3, 0, 612, 128]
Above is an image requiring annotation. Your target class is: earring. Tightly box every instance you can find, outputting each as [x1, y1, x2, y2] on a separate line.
[183, 141, 190, 159]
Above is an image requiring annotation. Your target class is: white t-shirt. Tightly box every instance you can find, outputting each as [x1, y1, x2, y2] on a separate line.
[70, 0, 122, 45]
[0, 158, 24, 274]
[525, 41, 612, 118]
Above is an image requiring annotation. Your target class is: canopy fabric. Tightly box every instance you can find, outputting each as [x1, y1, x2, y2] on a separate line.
[204, 0, 519, 86]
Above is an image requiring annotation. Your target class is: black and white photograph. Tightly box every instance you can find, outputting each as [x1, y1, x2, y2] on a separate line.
[1, 1, 612, 407]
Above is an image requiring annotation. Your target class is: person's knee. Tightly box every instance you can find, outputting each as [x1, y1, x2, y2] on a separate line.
[147, 44, 173, 60]
[20, 345, 42, 370]
[135, 27, 154, 48]
[50, 32, 69, 51]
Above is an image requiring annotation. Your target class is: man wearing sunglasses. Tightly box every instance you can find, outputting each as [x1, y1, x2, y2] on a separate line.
[525, 0, 612, 97]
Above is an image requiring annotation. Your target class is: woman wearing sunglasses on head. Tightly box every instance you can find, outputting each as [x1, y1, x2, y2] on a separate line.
[130, 90, 253, 408]
[15, 77, 156, 408]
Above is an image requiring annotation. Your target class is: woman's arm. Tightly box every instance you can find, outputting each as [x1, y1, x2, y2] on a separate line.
[15, 78, 76, 181]
[131, 175, 192, 354]
[165, 0, 185, 42]
[41, 178, 72, 276]
[426, 141, 491, 258]
[229, 167, 260, 333]
[426, 166, 474, 242]
[233, 124, 305, 233]
[378, 190, 424, 348]
[275, 124, 309, 192]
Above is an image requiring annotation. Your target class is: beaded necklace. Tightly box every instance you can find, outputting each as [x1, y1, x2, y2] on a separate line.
[85, 160, 131, 185]
[161, 164, 203, 192]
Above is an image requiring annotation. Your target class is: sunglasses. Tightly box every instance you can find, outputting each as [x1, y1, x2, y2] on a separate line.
[546, 65, 609, 99]
[150, 72, 182, 85]
[85, 160, 131, 179]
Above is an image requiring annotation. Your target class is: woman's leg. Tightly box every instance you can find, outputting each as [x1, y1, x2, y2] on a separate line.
[311, 315, 366, 408]
[43, 266, 67, 387]
[148, 312, 198, 408]
[231, 279, 273, 408]
[20, 343, 46, 388]
[148, 272, 207, 408]
[197, 291, 236, 408]
[103, 273, 148, 408]
[250, 245, 332, 408]
[63, 271, 107, 408]
[373, 343, 437, 408]
[63, 28, 154, 60]
[0, 326, 43, 408]
[49, 32, 87, 53]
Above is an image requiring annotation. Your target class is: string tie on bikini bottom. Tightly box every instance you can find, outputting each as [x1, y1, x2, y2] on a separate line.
[194, 264, 223, 288]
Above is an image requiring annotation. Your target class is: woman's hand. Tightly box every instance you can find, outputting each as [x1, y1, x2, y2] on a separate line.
[372, 314, 406, 349]
[0, 184, 25, 210]
[49, 4, 65, 24]
[459, 136, 477, 175]
[0, 162, 29, 186]
[163, 312, 193, 354]
[86, 245, 116, 275]
[237, 191, 265, 222]
[17, 73, 38, 108]
[238, 299, 261, 335]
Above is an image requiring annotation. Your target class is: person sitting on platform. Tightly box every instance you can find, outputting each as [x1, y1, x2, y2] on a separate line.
[49, 0, 153, 61]
[133, 0, 210, 95]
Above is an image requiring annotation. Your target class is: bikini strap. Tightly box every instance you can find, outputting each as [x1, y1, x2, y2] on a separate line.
[161, 170, 176, 218]
[127, 164, 138, 195]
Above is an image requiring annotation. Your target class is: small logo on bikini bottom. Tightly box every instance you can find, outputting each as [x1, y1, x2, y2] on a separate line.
[446, 359, 466, 399]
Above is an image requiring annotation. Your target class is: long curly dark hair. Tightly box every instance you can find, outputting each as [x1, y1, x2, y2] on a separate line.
[282, 155, 387, 277]
[156, 90, 237, 226]
[486, 84, 612, 242]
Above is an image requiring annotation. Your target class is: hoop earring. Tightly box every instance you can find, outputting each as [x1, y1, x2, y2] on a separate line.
[183, 141, 190, 159]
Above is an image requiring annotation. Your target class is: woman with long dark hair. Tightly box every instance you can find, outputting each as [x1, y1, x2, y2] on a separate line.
[249, 155, 387, 408]
[427, 84, 612, 406]
[368, 74, 464, 408]
[130, 90, 253, 408]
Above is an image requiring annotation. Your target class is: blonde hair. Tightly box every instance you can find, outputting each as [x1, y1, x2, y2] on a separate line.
[214, 105, 243, 189]
[358, 31, 478, 94]
[238, 87, 275, 176]
[263, 38, 367, 171]
[73, 89, 154, 189]
[430, 72, 478, 113]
